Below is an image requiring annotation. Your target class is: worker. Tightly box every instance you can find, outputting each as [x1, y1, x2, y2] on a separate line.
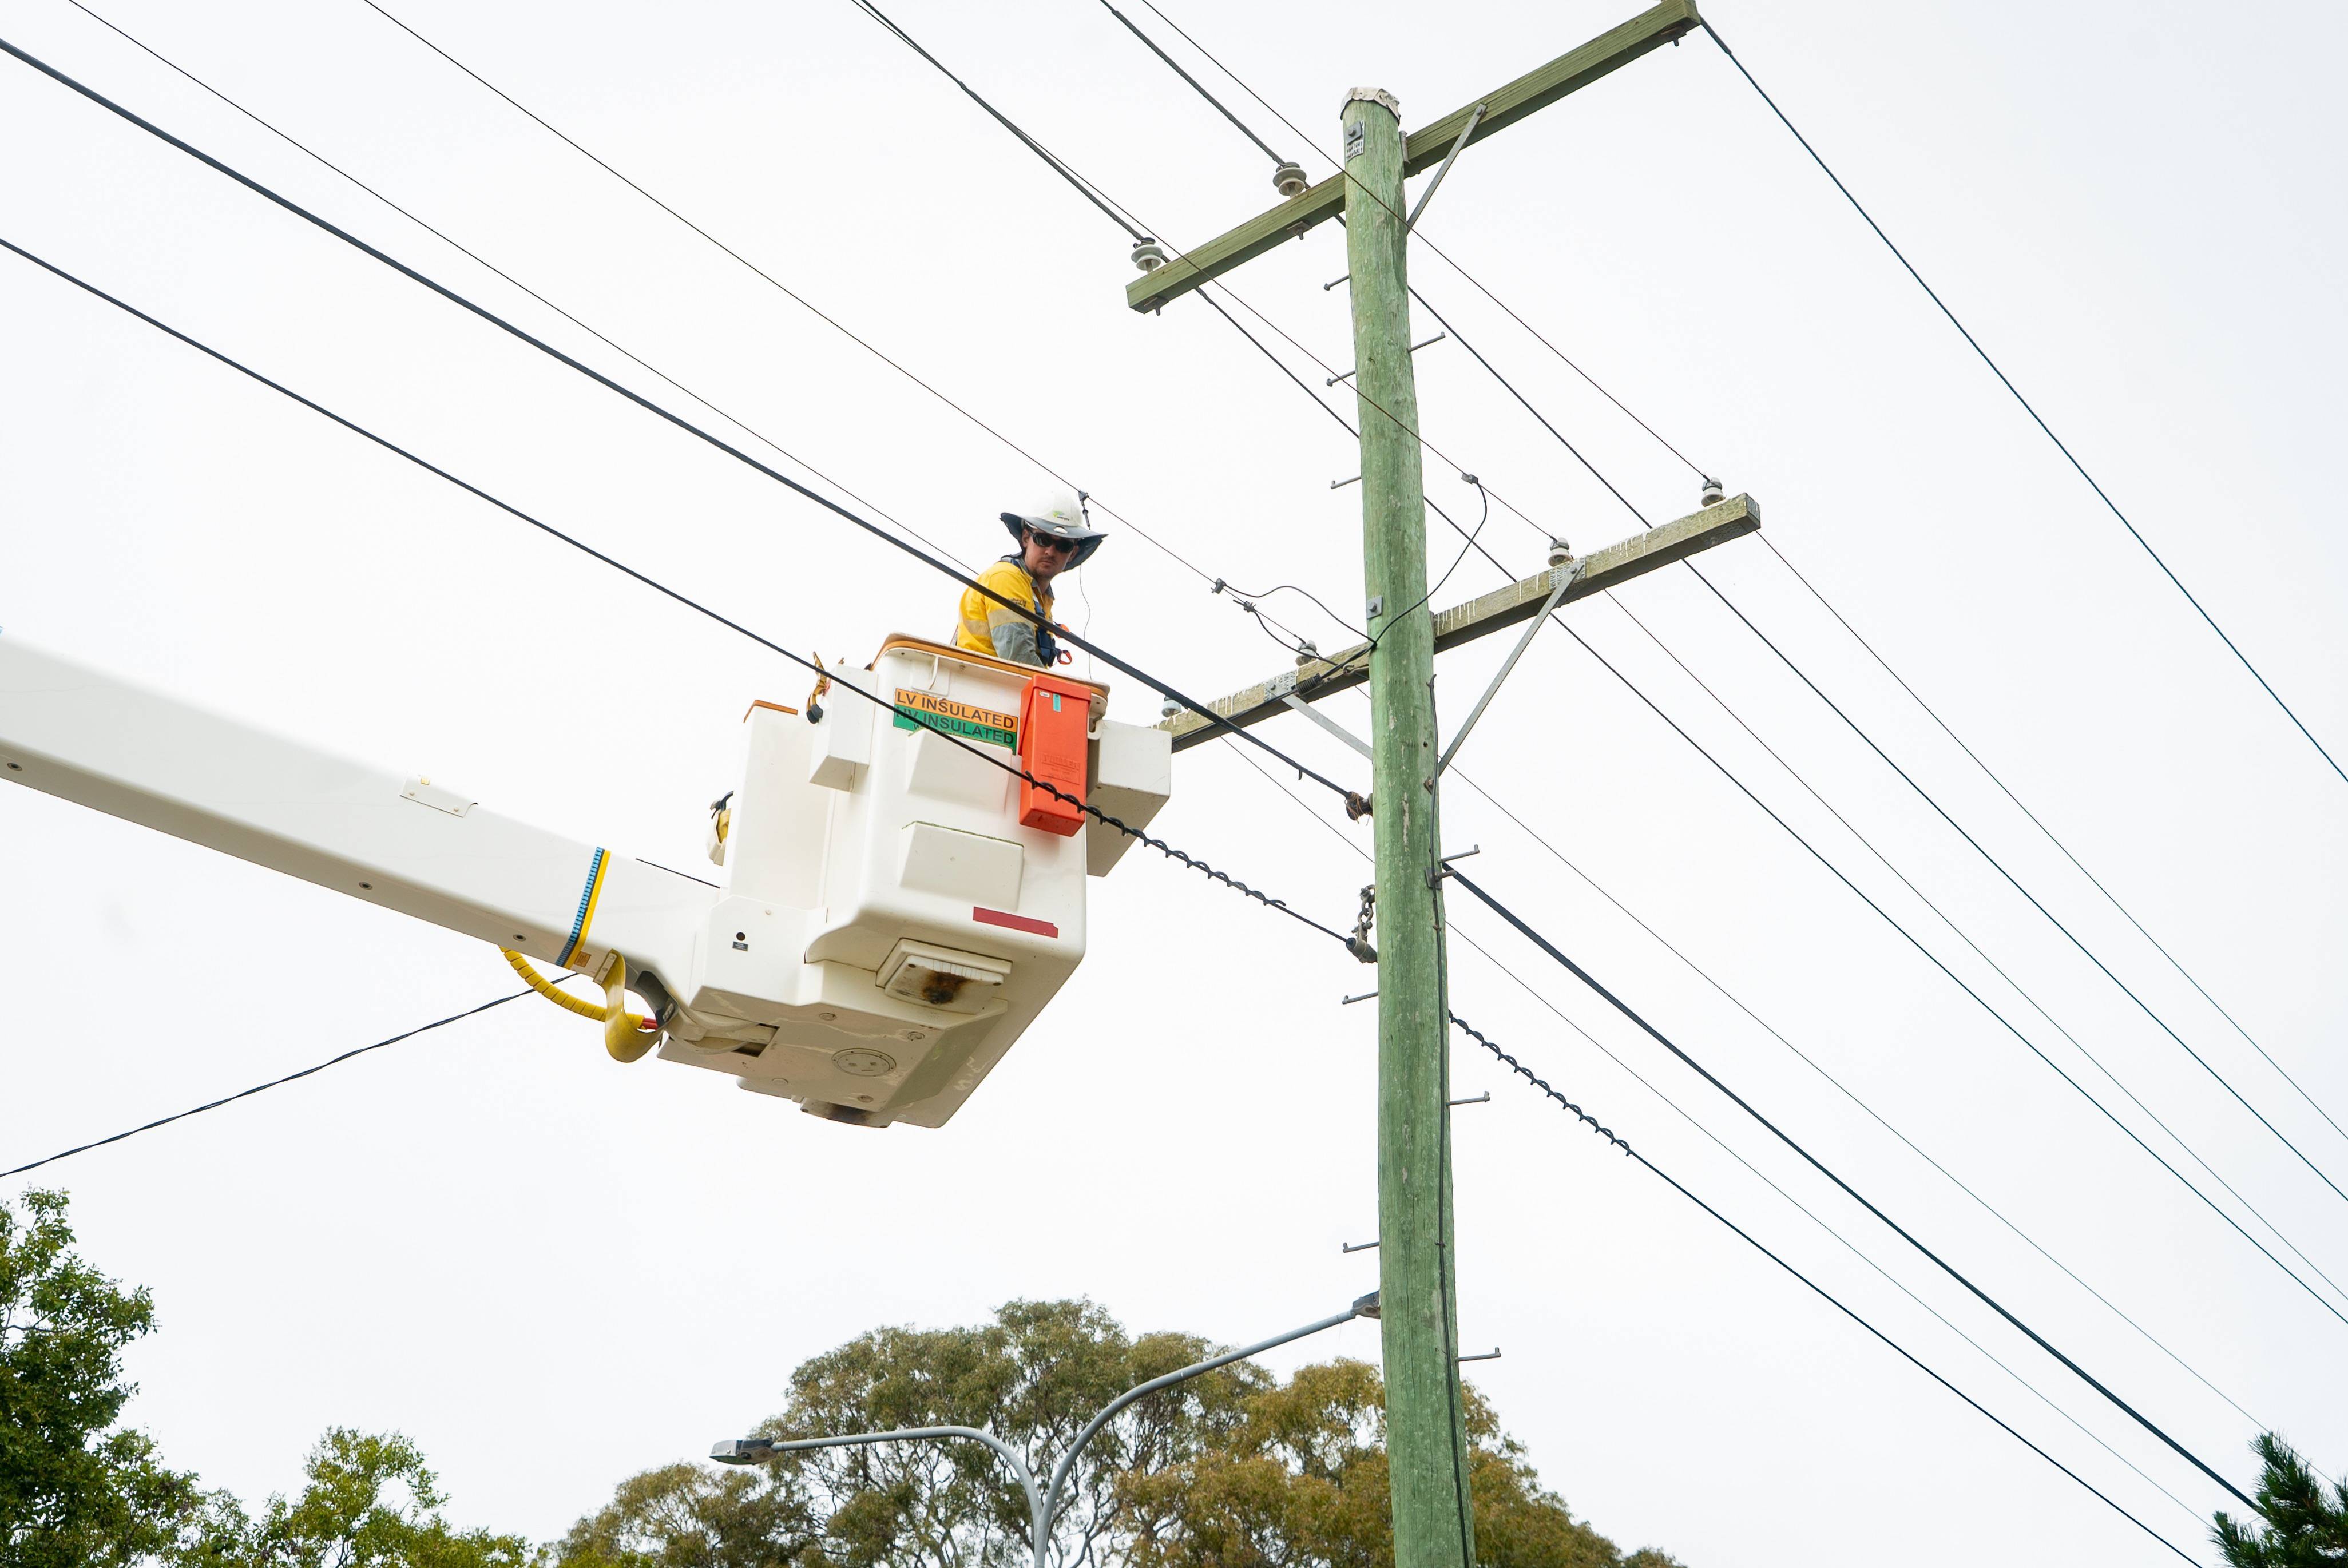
[954, 494, 1105, 668]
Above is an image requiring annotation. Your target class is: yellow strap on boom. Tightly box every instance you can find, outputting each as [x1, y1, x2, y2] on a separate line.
[501, 947, 660, 1062]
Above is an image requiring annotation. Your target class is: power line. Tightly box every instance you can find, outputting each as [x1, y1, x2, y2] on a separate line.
[822, 0, 2345, 1403]
[58, 0, 974, 573]
[859, 3, 2310, 1502]
[1114, 0, 1712, 481]
[1141, 0, 2348, 1173]
[0, 231, 1354, 951]
[1089, 0, 1290, 168]
[1200, 270, 2348, 1316]
[827, 0, 1411, 494]
[1597, 589, 2348, 1306]
[346, 0, 1226, 599]
[1435, 463, 2348, 1329]
[1758, 536, 2348, 1154]
[1445, 868, 2260, 1516]
[1103, 3, 2348, 1173]
[64, 3, 1334, 702]
[0, 34, 1357, 805]
[1405, 285, 1652, 531]
[1195, 267, 2348, 1315]
[1408, 266, 2348, 1236]
[32, 6, 2291, 1539]
[1679, 553, 2348, 1209]
[62, 0, 1354, 704]
[1028, 17, 2296, 1503]
[1157, 2, 2341, 805]
[1226, 742, 2222, 1529]
[1698, 17, 2347, 791]
[1199, 288, 1355, 436]
[840, 0, 1151, 241]
[1442, 234, 2345, 1177]
[1445, 1011, 2204, 1563]
[347, 0, 1358, 661]
[1, 987, 541, 1180]
[1128, 0, 1318, 160]
[1284, 681, 2304, 1453]
[1437, 760, 2288, 1442]
[1422, 115, 2343, 1174]
[812, 0, 1531, 687]
[1208, 578, 1365, 644]
[1545, 599, 2348, 1330]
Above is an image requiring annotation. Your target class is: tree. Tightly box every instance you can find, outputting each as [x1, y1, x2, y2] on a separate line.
[2214, 1433, 2348, 1567]
[196, 1427, 541, 1568]
[1116, 1356, 1679, 1568]
[561, 1297, 1258, 1568]
[557, 1300, 1683, 1568]
[0, 1186, 215, 1568]
[554, 1463, 807, 1568]
[1, 1188, 534, 1567]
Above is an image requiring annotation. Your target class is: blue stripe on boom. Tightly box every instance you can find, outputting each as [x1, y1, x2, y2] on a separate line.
[557, 847, 607, 966]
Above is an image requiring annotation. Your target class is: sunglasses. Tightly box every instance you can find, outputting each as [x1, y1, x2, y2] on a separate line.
[1029, 535, 1080, 555]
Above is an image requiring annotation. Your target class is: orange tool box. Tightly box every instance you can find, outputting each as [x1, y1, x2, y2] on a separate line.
[1017, 673, 1091, 836]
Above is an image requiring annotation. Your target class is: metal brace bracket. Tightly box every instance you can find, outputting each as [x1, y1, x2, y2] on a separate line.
[1407, 101, 1486, 230]
[1433, 558, 1581, 778]
[1280, 693, 1373, 761]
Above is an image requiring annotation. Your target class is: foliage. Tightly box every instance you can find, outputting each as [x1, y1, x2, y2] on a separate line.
[180, 1427, 542, 1567]
[557, 1300, 1681, 1568]
[0, 1188, 529, 1567]
[6, 1193, 1671, 1568]
[1117, 1356, 1678, 1568]
[2214, 1433, 2348, 1567]
[561, 1298, 1258, 1568]
[0, 1186, 215, 1568]
[553, 1463, 807, 1568]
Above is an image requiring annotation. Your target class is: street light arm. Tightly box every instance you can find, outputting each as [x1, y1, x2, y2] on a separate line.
[717, 1425, 1044, 1533]
[715, 1306, 1361, 1568]
[1038, 1307, 1362, 1541]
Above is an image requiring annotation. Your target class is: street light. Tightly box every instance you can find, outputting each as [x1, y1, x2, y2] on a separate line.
[709, 1299, 1372, 1567]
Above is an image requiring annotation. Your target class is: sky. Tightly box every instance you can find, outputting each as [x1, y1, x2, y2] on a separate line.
[2, 0, 2345, 1562]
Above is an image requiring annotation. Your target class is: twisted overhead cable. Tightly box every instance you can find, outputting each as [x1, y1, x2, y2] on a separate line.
[0, 33, 1355, 803]
[0, 234, 1353, 948]
[1446, 1011, 2204, 1562]
[1446, 868, 2260, 1514]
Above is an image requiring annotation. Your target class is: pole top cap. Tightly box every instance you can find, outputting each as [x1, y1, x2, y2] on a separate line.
[1342, 86, 1402, 119]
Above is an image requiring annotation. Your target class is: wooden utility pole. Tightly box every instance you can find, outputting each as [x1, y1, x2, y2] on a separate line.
[1340, 85, 1473, 1568]
[1127, 8, 1741, 1565]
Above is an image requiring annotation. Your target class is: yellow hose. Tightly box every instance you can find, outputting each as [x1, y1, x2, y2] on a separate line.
[502, 948, 659, 1062]
[503, 948, 606, 1018]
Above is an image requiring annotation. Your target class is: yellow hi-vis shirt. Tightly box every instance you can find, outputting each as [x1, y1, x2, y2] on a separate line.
[955, 557, 1054, 667]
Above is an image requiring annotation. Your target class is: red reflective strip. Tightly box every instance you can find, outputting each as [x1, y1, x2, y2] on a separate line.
[973, 906, 1058, 938]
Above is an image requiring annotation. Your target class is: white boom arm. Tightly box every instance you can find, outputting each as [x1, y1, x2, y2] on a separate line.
[0, 632, 1172, 1128]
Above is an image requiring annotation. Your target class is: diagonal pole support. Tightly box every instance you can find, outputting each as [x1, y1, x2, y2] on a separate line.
[1282, 692, 1375, 761]
[1406, 102, 1485, 229]
[1434, 559, 1581, 777]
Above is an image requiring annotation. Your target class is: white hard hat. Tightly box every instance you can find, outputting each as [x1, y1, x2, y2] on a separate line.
[1001, 491, 1106, 568]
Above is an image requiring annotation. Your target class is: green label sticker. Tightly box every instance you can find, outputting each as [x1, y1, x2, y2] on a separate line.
[894, 689, 1018, 748]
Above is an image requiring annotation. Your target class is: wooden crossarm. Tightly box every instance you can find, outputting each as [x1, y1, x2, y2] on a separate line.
[1160, 492, 1756, 751]
[1125, 0, 1700, 314]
